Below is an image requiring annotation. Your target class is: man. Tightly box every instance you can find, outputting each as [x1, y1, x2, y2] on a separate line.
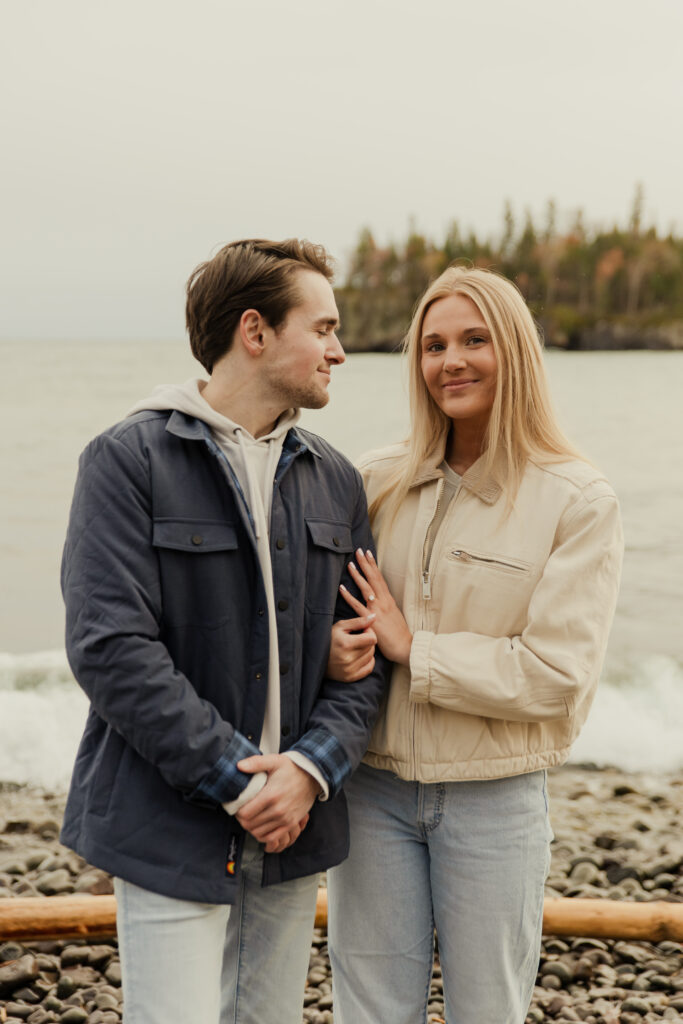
[60, 238, 386, 1023]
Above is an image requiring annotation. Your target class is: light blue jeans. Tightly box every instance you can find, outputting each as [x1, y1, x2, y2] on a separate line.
[114, 835, 320, 1024]
[327, 763, 552, 1024]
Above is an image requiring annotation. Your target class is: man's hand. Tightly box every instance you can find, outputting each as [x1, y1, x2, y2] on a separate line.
[235, 754, 321, 854]
[327, 614, 377, 682]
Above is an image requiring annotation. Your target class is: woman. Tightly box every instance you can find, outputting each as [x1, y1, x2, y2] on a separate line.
[325, 267, 623, 1024]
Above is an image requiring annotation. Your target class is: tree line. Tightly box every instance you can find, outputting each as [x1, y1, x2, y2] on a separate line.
[336, 186, 683, 351]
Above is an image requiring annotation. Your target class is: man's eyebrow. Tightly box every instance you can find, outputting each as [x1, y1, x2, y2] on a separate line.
[313, 316, 341, 328]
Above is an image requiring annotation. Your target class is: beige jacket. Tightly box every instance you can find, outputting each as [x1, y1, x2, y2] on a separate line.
[359, 443, 623, 782]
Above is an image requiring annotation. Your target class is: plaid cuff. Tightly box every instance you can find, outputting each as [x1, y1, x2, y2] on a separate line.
[189, 731, 262, 806]
[290, 728, 351, 799]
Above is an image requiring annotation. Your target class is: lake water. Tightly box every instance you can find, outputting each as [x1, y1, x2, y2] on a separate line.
[1, 341, 682, 785]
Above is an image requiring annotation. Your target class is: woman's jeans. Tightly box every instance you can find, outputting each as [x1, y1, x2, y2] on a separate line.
[327, 763, 552, 1024]
[114, 835, 319, 1024]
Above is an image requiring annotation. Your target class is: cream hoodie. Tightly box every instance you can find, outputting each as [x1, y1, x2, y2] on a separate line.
[128, 378, 327, 813]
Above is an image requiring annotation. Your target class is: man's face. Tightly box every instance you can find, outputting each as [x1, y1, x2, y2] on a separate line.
[263, 271, 344, 410]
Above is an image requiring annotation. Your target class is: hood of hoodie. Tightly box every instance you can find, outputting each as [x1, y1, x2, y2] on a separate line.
[127, 378, 299, 539]
[126, 377, 299, 446]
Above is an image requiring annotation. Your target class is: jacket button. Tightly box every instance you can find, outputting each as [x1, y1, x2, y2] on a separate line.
[247, 733, 253, 741]
[255, 672, 262, 681]
[333, 536, 340, 547]
[280, 663, 289, 675]
[281, 725, 291, 737]
[277, 599, 289, 611]
[191, 534, 203, 546]
[258, 607, 265, 616]
[276, 538, 285, 550]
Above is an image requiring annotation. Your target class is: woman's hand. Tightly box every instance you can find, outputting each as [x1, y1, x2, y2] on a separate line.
[327, 614, 377, 682]
[340, 549, 413, 666]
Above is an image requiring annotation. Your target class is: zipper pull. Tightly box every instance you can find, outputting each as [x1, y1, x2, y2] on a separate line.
[422, 571, 431, 601]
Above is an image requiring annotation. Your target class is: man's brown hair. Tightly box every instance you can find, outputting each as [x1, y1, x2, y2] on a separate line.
[185, 238, 334, 372]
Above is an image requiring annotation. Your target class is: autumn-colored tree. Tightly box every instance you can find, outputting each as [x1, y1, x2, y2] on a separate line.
[337, 190, 683, 351]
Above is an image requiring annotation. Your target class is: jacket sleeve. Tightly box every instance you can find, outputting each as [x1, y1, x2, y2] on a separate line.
[289, 472, 390, 796]
[409, 488, 623, 722]
[62, 432, 260, 807]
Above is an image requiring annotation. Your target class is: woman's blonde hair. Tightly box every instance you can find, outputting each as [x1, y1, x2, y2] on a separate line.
[369, 265, 582, 525]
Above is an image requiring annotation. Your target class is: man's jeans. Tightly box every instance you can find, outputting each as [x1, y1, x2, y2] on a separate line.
[114, 835, 319, 1024]
[328, 763, 552, 1024]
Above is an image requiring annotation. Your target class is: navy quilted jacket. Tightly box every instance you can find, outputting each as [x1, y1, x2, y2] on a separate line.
[60, 410, 387, 903]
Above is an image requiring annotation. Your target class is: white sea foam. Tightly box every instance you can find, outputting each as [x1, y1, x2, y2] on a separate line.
[1, 649, 682, 790]
[0, 650, 88, 790]
[570, 654, 683, 773]
[0, 649, 75, 692]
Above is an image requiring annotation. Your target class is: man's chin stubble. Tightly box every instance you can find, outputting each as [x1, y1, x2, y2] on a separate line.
[275, 384, 330, 411]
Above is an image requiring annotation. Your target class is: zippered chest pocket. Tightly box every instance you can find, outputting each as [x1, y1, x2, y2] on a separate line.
[447, 547, 532, 577]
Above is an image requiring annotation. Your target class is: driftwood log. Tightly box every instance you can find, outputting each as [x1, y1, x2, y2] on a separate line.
[1, 892, 683, 943]
[541, 897, 683, 942]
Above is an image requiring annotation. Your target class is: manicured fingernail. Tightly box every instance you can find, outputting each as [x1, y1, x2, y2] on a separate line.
[349, 562, 356, 571]
[366, 550, 375, 561]
[368, 594, 376, 602]
[339, 584, 347, 592]
[367, 613, 376, 621]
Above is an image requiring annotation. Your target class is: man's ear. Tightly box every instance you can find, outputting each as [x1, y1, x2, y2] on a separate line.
[238, 309, 267, 357]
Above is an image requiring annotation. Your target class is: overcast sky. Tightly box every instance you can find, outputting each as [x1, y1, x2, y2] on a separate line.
[2, 0, 682, 341]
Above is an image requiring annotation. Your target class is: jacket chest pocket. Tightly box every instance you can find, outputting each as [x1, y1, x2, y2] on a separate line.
[152, 518, 241, 627]
[304, 518, 354, 615]
[447, 547, 533, 580]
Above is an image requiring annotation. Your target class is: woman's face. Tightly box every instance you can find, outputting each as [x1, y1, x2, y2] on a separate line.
[420, 293, 497, 431]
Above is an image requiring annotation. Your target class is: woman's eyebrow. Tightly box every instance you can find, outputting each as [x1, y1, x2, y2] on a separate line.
[421, 326, 489, 340]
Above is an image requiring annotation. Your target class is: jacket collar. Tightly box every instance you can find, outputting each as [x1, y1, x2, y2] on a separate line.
[165, 410, 205, 441]
[287, 426, 323, 459]
[408, 435, 503, 506]
[164, 410, 322, 458]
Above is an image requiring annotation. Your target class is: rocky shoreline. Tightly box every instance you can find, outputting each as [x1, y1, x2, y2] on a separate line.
[1, 766, 682, 1023]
